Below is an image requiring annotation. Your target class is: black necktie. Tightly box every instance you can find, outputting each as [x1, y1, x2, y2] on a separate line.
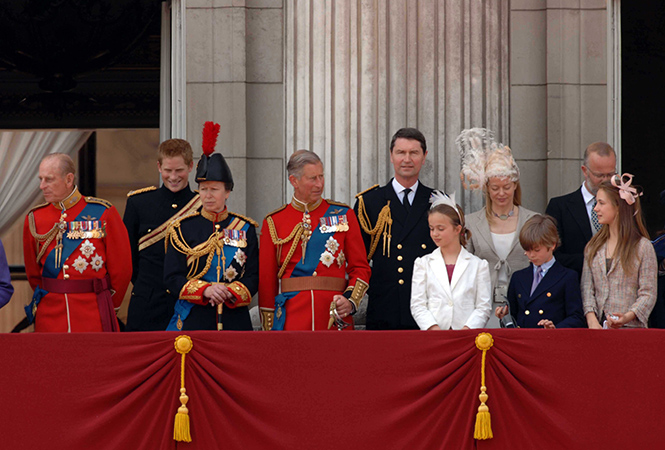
[402, 188, 412, 213]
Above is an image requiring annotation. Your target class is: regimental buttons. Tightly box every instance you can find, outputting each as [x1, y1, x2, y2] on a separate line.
[547, 292, 552, 297]
[166, 289, 171, 294]
[517, 294, 521, 298]
[63, 265, 69, 270]
[147, 229, 152, 233]
[172, 203, 178, 209]
[539, 310, 544, 315]
[398, 279, 404, 285]
[64, 274, 70, 279]
[397, 255, 403, 261]
[398, 267, 404, 273]
[525, 310, 530, 315]
[397, 244, 403, 250]
[313, 271, 318, 276]
[421, 244, 427, 249]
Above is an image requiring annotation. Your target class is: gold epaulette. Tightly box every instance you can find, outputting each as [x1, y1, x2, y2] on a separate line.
[326, 199, 351, 208]
[264, 204, 287, 220]
[28, 202, 49, 213]
[127, 186, 157, 197]
[355, 184, 379, 198]
[85, 197, 113, 208]
[229, 212, 259, 228]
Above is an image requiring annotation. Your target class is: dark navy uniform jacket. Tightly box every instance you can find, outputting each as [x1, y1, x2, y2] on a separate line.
[164, 210, 258, 331]
[354, 181, 434, 330]
[507, 260, 585, 328]
[123, 184, 197, 331]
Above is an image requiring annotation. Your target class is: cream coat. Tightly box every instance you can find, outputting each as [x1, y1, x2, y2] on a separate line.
[410, 247, 491, 330]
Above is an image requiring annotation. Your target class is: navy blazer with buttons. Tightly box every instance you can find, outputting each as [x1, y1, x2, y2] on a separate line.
[507, 260, 585, 328]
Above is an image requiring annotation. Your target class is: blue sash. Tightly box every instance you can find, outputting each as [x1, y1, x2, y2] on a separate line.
[25, 202, 107, 324]
[272, 204, 348, 330]
[167, 222, 251, 331]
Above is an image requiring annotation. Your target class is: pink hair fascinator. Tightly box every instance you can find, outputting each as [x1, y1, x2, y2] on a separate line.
[611, 173, 642, 206]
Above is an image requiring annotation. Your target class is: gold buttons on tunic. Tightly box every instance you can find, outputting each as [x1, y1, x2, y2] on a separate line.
[147, 229, 152, 233]
[525, 310, 530, 315]
[166, 289, 171, 294]
[398, 279, 404, 285]
[421, 244, 427, 249]
[63, 265, 69, 270]
[64, 274, 70, 279]
[398, 267, 404, 273]
[397, 255, 403, 261]
[397, 244, 403, 250]
[313, 271, 317, 276]
[517, 294, 521, 298]
[547, 292, 552, 297]
[172, 203, 178, 209]
[539, 310, 544, 315]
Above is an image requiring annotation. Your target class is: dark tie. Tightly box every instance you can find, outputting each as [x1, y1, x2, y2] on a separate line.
[591, 198, 600, 234]
[402, 188, 412, 213]
[530, 266, 543, 296]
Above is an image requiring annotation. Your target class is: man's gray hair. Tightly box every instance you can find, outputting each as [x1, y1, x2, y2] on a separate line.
[42, 153, 76, 177]
[583, 142, 615, 167]
[287, 149, 322, 179]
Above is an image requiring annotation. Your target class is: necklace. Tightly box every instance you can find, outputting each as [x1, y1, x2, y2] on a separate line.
[492, 208, 514, 221]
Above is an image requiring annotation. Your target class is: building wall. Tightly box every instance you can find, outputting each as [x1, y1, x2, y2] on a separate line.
[511, 0, 609, 211]
[183, 0, 610, 221]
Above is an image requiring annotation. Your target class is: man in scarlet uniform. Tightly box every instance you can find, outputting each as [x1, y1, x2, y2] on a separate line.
[23, 153, 132, 332]
[259, 150, 371, 331]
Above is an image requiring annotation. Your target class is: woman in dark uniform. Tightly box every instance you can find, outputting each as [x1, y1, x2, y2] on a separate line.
[164, 122, 258, 331]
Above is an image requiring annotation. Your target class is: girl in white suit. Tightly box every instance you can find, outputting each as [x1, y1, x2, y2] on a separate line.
[410, 191, 491, 330]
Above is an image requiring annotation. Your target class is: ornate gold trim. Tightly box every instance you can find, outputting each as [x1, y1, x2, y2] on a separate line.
[260, 307, 274, 331]
[354, 184, 379, 198]
[127, 186, 157, 197]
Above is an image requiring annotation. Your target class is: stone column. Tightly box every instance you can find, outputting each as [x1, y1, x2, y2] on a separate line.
[285, 0, 510, 213]
[184, 0, 284, 219]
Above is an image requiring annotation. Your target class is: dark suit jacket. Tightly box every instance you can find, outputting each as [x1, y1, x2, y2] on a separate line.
[507, 260, 585, 328]
[353, 180, 434, 330]
[545, 187, 592, 277]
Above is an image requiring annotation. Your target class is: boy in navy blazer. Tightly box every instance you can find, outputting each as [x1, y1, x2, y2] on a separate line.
[496, 215, 585, 328]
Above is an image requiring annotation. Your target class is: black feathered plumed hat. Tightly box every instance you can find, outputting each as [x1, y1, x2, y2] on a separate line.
[195, 121, 234, 190]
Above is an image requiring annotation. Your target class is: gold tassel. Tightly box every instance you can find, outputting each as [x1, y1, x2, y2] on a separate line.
[174, 335, 194, 442]
[474, 332, 494, 440]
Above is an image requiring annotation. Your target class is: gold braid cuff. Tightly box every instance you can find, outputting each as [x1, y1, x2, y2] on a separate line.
[346, 278, 369, 309]
[266, 215, 304, 278]
[260, 307, 274, 331]
[227, 281, 251, 307]
[356, 196, 392, 260]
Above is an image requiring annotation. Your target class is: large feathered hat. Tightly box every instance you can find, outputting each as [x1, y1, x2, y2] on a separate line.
[456, 128, 519, 190]
[196, 121, 234, 189]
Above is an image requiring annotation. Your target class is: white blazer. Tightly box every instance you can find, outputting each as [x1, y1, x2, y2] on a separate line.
[410, 247, 491, 330]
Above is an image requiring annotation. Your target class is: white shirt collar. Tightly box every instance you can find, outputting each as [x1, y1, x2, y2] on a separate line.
[392, 178, 419, 196]
[581, 183, 595, 205]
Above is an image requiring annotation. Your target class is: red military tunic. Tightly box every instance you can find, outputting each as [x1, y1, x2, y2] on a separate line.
[259, 197, 371, 330]
[23, 188, 132, 332]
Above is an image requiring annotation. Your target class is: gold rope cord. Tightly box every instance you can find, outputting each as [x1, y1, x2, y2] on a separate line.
[167, 218, 224, 281]
[356, 196, 392, 260]
[266, 215, 304, 278]
[28, 212, 60, 263]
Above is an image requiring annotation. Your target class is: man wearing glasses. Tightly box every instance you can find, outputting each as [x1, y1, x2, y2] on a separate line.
[546, 142, 617, 277]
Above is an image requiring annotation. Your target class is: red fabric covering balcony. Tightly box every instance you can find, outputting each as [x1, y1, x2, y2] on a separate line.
[1, 329, 662, 449]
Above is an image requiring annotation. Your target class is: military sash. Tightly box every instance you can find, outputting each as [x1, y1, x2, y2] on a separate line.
[272, 204, 348, 330]
[167, 219, 250, 331]
[138, 195, 201, 252]
[25, 202, 107, 323]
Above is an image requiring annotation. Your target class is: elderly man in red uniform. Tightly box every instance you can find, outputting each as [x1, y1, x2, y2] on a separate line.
[23, 153, 132, 332]
[259, 150, 371, 330]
